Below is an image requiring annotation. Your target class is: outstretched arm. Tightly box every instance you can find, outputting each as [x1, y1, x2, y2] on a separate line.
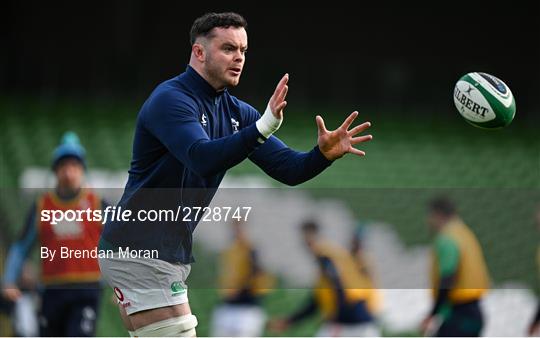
[267, 293, 318, 333]
[249, 137, 331, 186]
[145, 74, 290, 178]
[249, 112, 372, 186]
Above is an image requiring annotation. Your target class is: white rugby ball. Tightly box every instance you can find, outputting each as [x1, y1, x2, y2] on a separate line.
[453, 72, 516, 128]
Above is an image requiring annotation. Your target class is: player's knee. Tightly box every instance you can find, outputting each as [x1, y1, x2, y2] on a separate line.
[133, 314, 198, 337]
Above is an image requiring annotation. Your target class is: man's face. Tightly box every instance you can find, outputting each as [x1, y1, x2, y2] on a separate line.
[55, 158, 84, 191]
[231, 219, 244, 239]
[199, 27, 247, 89]
[427, 211, 443, 233]
[302, 230, 317, 253]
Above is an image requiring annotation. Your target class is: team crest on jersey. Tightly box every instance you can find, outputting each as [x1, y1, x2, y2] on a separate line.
[231, 118, 239, 133]
[200, 113, 208, 127]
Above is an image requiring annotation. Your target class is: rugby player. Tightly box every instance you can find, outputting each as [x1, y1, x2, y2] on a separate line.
[98, 12, 373, 337]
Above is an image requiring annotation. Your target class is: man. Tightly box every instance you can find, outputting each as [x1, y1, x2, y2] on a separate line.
[210, 219, 274, 336]
[421, 197, 490, 337]
[2, 131, 106, 336]
[268, 221, 380, 337]
[98, 12, 373, 337]
[350, 225, 381, 318]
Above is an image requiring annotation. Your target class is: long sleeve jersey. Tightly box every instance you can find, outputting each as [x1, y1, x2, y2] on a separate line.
[100, 66, 333, 264]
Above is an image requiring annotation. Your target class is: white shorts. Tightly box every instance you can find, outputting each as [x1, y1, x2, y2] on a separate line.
[98, 254, 191, 315]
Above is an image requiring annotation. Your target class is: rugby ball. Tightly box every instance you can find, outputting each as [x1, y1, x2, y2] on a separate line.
[453, 72, 516, 128]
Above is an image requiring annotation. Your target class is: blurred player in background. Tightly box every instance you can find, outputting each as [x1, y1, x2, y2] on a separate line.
[268, 220, 380, 337]
[0, 233, 14, 336]
[98, 11, 373, 337]
[7, 262, 40, 336]
[1, 132, 107, 336]
[210, 219, 274, 336]
[527, 205, 540, 336]
[350, 225, 382, 319]
[421, 197, 490, 337]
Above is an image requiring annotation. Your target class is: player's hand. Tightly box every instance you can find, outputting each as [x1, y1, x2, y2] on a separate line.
[267, 318, 290, 333]
[2, 285, 22, 302]
[316, 111, 372, 160]
[268, 74, 289, 119]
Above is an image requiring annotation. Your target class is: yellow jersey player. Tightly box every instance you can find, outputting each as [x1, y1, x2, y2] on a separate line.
[422, 197, 490, 337]
[351, 225, 382, 318]
[210, 219, 274, 336]
[269, 220, 380, 337]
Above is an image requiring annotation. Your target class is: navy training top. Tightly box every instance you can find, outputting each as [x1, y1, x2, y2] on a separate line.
[100, 66, 333, 263]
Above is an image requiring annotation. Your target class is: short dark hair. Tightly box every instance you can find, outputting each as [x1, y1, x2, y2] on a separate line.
[190, 12, 247, 45]
[429, 197, 457, 217]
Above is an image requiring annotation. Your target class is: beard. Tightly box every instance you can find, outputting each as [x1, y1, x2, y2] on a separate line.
[204, 55, 240, 89]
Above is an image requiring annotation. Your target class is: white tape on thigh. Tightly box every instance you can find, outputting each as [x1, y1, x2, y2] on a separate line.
[133, 314, 198, 337]
[176, 314, 198, 334]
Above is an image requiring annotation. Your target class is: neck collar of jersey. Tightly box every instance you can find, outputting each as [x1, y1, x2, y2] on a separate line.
[185, 65, 226, 99]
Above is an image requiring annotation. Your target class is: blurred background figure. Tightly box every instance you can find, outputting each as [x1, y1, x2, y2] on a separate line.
[0, 232, 14, 336]
[527, 205, 540, 336]
[350, 224, 382, 321]
[422, 197, 490, 337]
[11, 261, 40, 337]
[0, 262, 39, 337]
[268, 220, 380, 337]
[210, 219, 274, 336]
[1, 132, 107, 336]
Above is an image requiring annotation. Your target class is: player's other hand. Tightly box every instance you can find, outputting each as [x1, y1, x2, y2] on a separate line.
[268, 74, 289, 119]
[267, 318, 290, 333]
[316, 111, 372, 160]
[2, 285, 22, 302]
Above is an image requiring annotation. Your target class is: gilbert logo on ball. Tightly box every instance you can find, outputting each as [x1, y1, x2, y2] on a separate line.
[453, 72, 516, 128]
